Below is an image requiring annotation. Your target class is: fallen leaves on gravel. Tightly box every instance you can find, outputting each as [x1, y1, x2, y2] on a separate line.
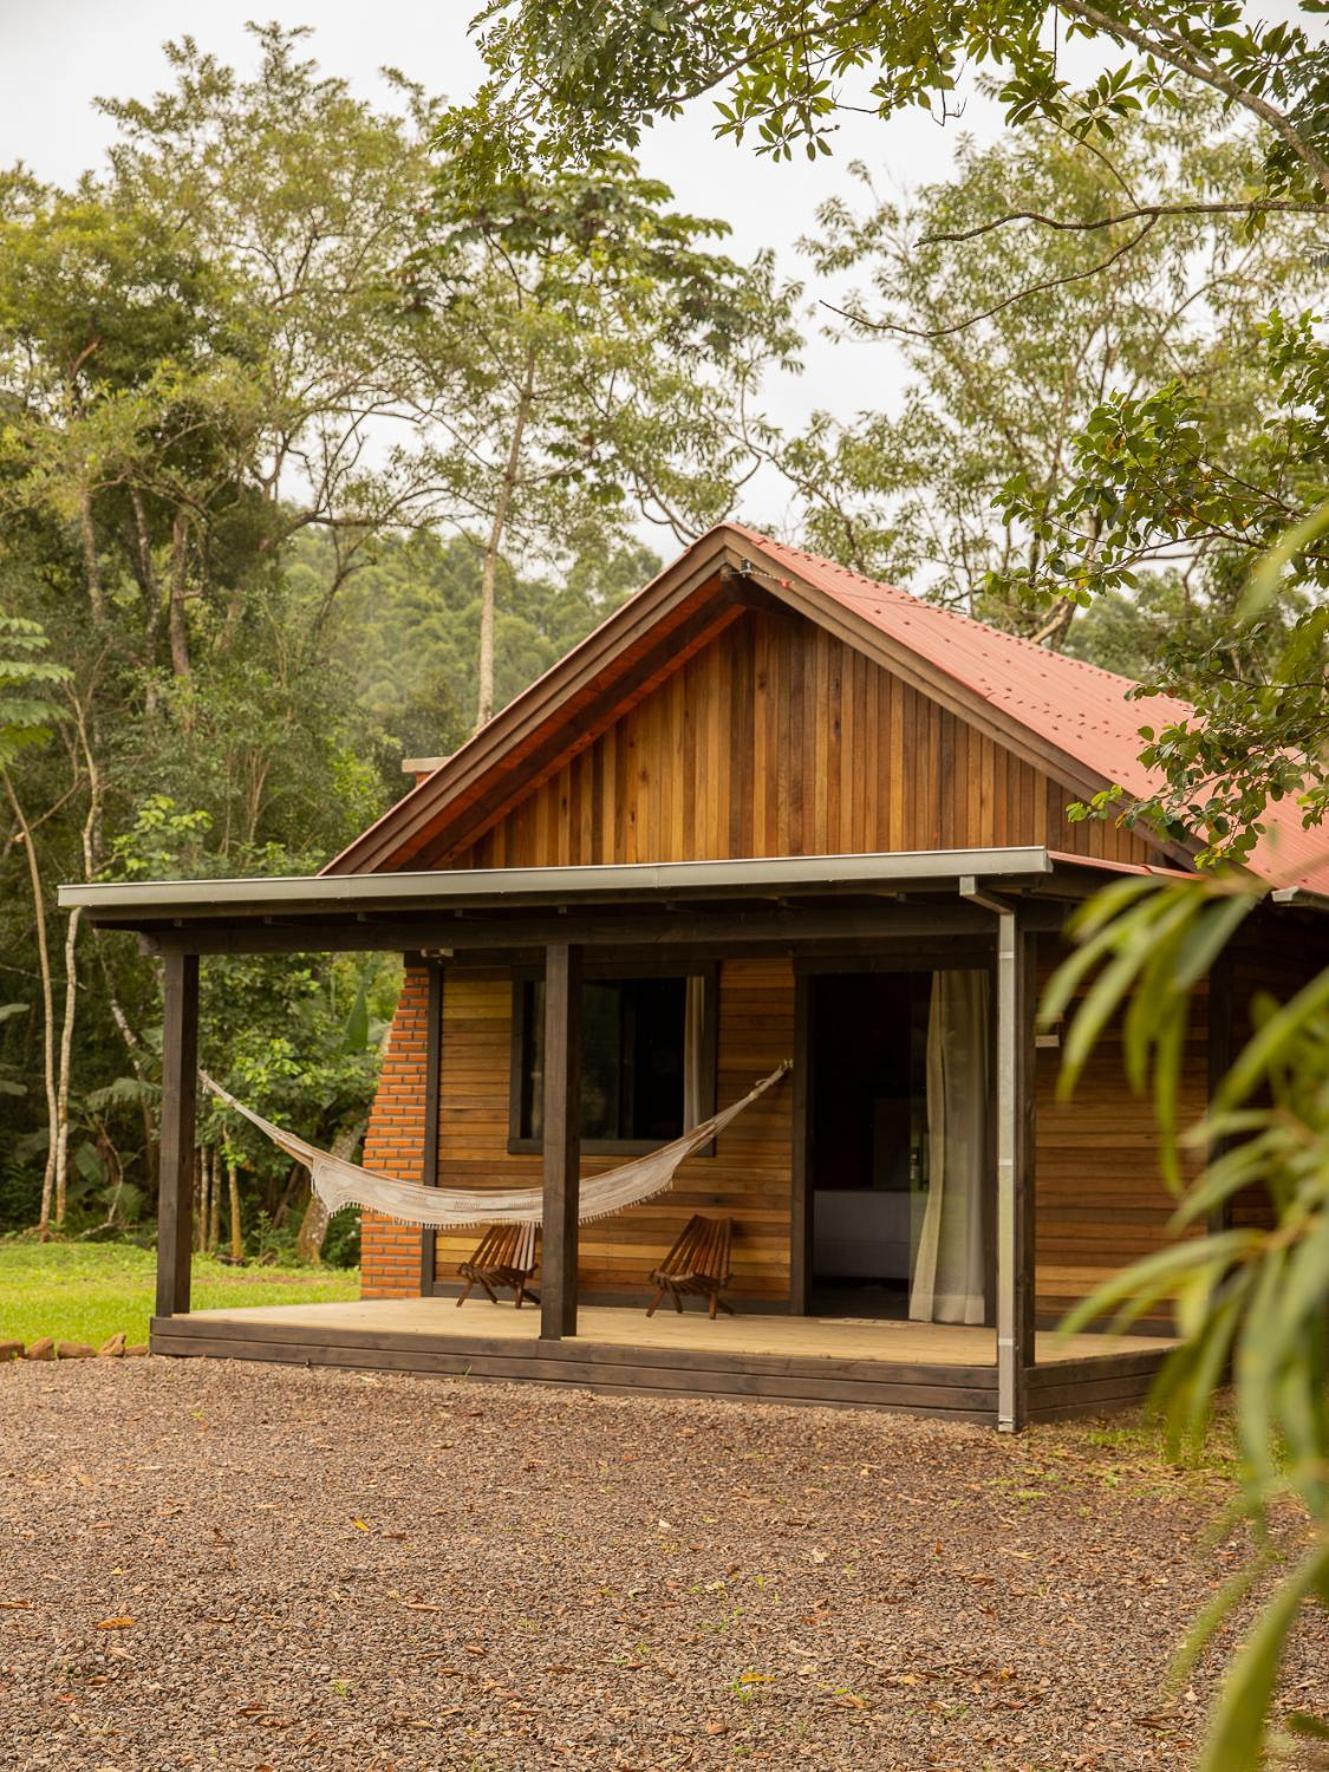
[3, 1359, 1326, 1772]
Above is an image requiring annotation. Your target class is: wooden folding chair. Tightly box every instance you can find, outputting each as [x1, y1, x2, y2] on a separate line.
[646, 1214, 734, 1319]
[456, 1222, 540, 1308]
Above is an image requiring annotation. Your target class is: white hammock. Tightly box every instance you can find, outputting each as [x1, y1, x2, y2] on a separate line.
[201, 1061, 790, 1230]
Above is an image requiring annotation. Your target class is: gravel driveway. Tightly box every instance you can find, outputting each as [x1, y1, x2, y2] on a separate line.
[1, 1357, 1325, 1771]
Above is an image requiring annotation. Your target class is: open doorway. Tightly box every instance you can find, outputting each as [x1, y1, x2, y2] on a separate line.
[807, 969, 991, 1323]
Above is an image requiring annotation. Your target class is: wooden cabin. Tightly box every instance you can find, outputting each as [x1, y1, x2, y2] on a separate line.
[60, 524, 1329, 1427]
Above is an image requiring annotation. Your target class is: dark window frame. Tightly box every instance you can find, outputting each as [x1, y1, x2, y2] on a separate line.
[508, 959, 718, 1156]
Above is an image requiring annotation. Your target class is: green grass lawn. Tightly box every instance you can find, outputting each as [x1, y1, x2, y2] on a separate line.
[0, 1240, 360, 1349]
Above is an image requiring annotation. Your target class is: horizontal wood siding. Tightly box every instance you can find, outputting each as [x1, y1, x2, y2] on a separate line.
[1027, 1348, 1170, 1421]
[430, 958, 796, 1305]
[449, 611, 1157, 869]
[1034, 942, 1208, 1329]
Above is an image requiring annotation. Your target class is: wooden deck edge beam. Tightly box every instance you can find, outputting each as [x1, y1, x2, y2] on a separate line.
[1026, 1349, 1171, 1388]
[147, 1330, 999, 1415]
[151, 1317, 1000, 1386]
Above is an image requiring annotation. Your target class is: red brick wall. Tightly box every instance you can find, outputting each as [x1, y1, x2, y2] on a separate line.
[360, 966, 429, 1297]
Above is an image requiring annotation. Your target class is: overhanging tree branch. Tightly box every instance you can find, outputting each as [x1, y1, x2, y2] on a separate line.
[919, 198, 1324, 247]
[825, 215, 1158, 339]
[1055, 0, 1329, 199]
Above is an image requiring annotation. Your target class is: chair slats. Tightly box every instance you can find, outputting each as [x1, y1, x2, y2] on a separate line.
[457, 1222, 540, 1308]
[646, 1214, 734, 1320]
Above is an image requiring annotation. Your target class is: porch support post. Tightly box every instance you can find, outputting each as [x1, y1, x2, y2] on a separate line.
[961, 882, 1035, 1431]
[995, 909, 1021, 1428]
[993, 906, 1037, 1431]
[156, 949, 199, 1321]
[540, 940, 582, 1340]
[419, 959, 444, 1295]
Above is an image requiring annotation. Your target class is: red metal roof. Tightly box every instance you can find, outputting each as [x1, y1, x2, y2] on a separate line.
[729, 524, 1329, 895]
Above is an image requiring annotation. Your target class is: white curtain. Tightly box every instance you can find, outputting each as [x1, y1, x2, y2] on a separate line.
[683, 973, 707, 1131]
[909, 970, 989, 1325]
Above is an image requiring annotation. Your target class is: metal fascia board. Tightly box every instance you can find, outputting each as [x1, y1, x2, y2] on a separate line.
[58, 846, 1053, 918]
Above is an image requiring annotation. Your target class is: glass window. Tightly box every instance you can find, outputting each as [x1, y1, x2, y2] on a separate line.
[517, 975, 692, 1147]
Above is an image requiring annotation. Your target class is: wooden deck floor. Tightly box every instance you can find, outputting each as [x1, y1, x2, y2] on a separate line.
[152, 1299, 1174, 1425]
[178, 1298, 1159, 1367]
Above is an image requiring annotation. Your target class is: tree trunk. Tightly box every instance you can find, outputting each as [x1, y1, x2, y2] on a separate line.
[91, 928, 157, 1197]
[130, 487, 164, 715]
[294, 1189, 329, 1265]
[476, 350, 536, 732]
[208, 1149, 221, 1252]
[194, 1146, 206, 1254]
[271, 1161, 303, 1231]
[168, 510, 192, 683]
[227, 1158, 244, 1263]
[54, 714, 102, 1227]
[79, 484, 105, 624]
[201, 1147, 213, 1254]
[294, 1120, 364, 1264]
[1029, 597, 1076, 649]
[53, 905, 81, 1225]
[4, 772, 58, 1236]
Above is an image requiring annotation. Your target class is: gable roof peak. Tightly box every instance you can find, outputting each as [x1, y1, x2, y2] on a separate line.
[323, 520, 1329, 892]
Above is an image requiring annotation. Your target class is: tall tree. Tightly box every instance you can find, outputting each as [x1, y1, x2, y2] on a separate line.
[0, 27, 799, 1241]
[417, 151, 800, 727]
[0, 618, 70, 1233]
[93, 25, 466, 671]
[0, 30, 462, 1235]
[781, 105, 1313, 634]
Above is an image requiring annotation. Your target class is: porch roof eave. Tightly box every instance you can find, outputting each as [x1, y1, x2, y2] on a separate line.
[60, 845, 1056, 930]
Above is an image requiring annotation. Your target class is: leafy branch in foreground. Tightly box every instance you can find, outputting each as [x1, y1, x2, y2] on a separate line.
[1000, 309, 1329, 865]
[450, 1, 1329, 210]
[1046, 873, 1329, 1769]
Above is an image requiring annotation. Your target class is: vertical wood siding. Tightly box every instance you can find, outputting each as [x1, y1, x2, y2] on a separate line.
[362, 609, 1182, 1313]
[448, 610, 1158, 869]
[1224, 923, 1329, 1234]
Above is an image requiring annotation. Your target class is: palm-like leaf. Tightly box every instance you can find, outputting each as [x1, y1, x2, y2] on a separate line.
[1054, 876, 1329, 1767]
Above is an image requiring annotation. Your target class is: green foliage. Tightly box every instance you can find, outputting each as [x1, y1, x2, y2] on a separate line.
[0, 25, 792, 1241]
[0, 617, 70, 768]
[455, 0, 1329, 213]
[105, 797, 214, 881]
[415, 140, 800, 725]
[999, 309, 1329, 862]
[1050, 872, 1329, 1767]
[324, 527, 661, 781]
[782, 106, 1310, 623]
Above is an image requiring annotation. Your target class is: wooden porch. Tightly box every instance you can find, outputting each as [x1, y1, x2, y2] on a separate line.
[64, 844, 1187, 1431]
[151, 1299, 1173, 1424]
